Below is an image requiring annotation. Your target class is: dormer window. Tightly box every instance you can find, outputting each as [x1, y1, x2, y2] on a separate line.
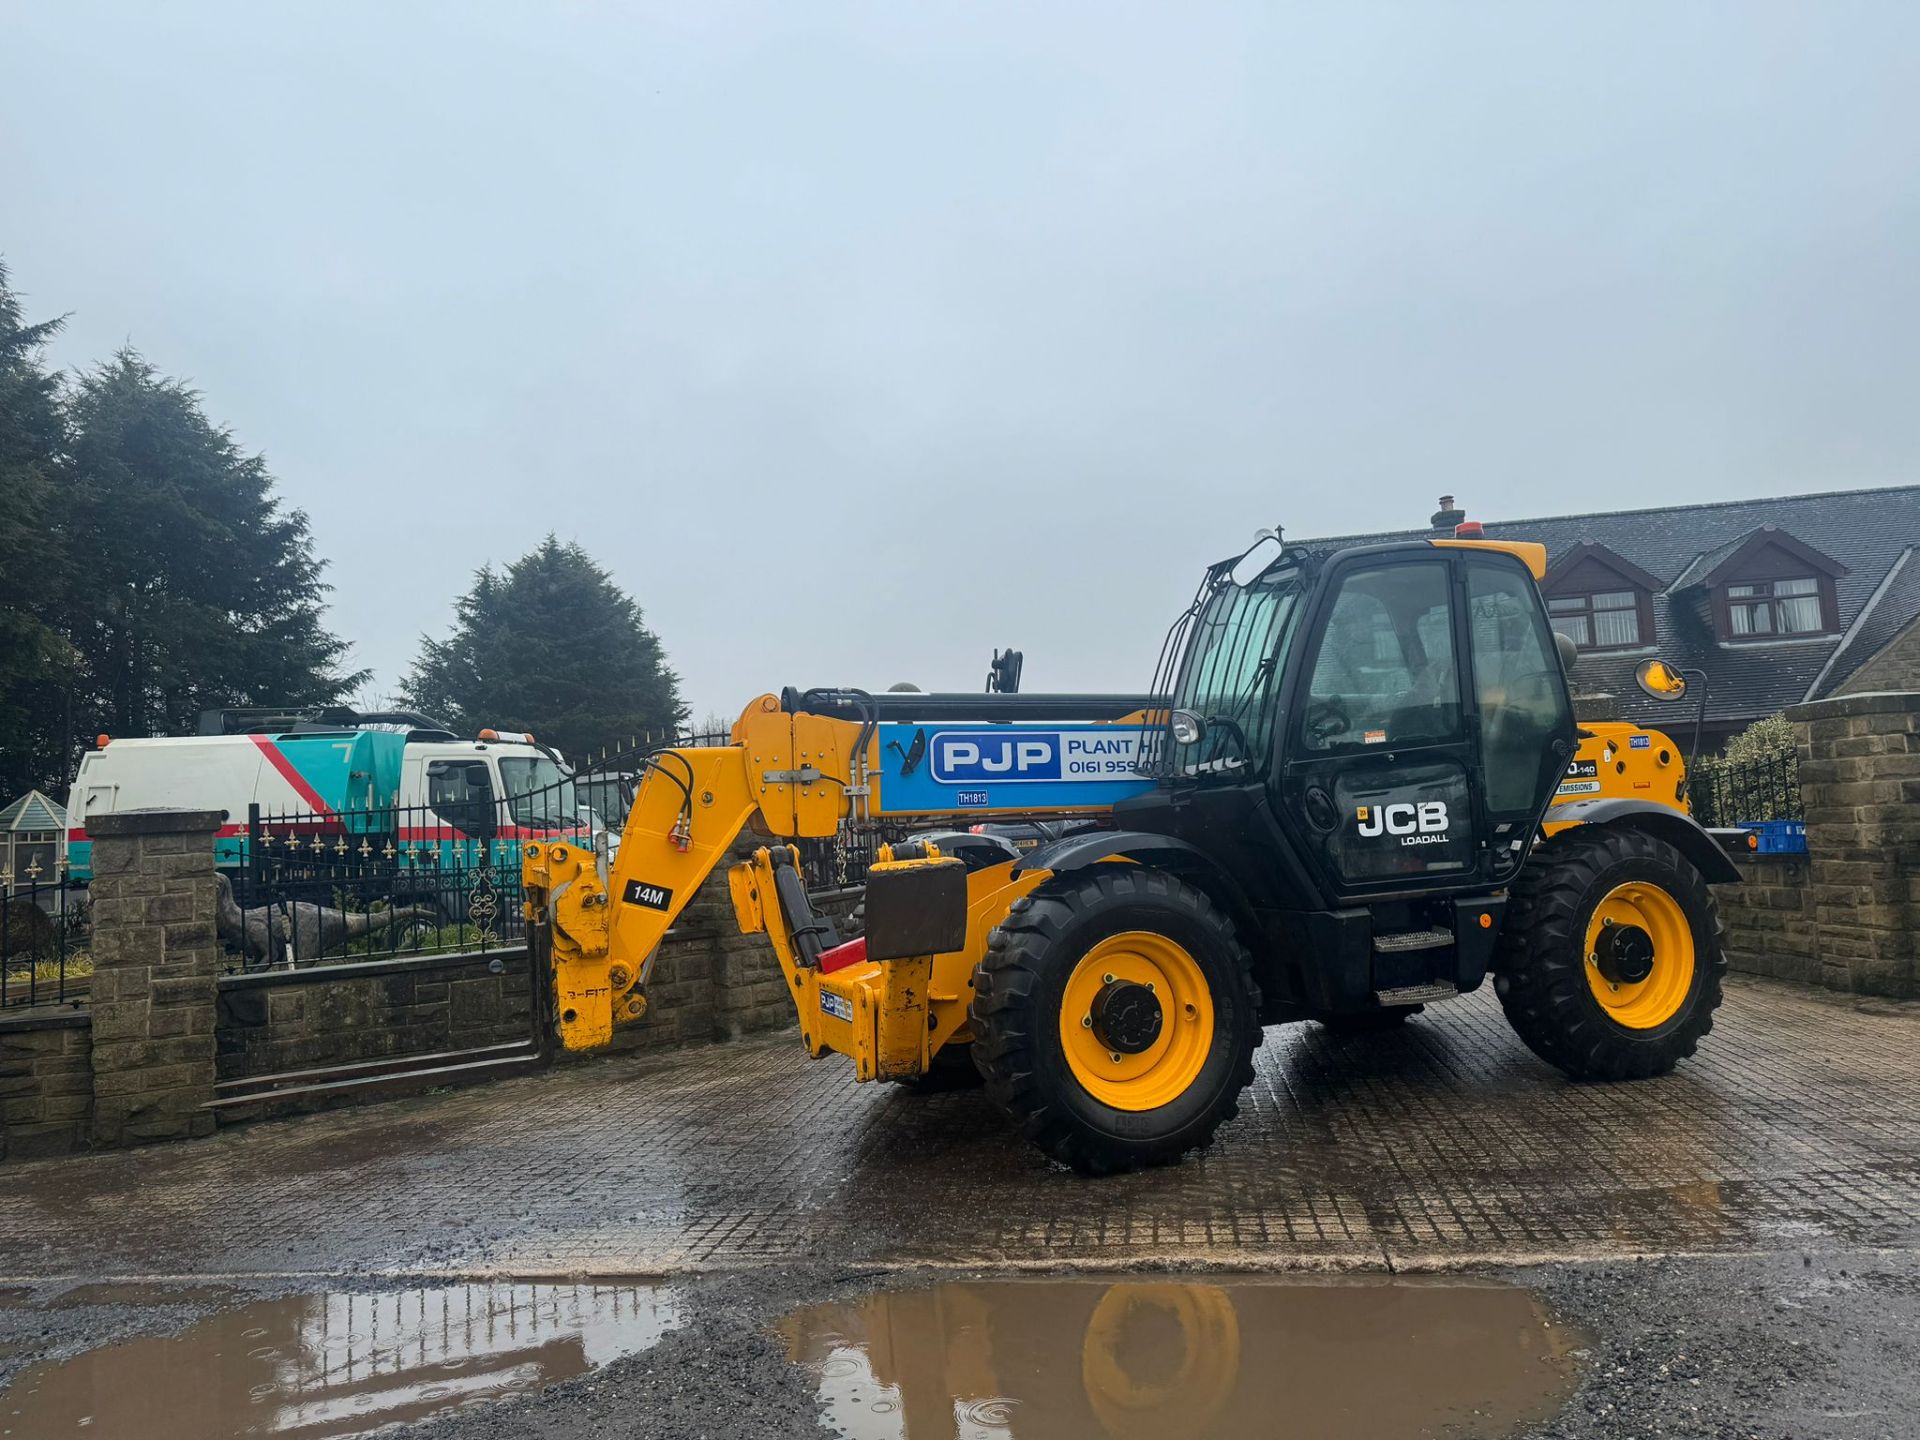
[1548, 590, 1642, 649]
[1541, 541, 1661, 653]
[1689, 527, 1845, 643]
[1726, 577, 1824, 636]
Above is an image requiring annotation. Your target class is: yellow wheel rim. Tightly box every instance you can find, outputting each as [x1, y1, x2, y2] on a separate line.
[1059, 932, 1215, 1111]
[1583, 881, 1695, 1029]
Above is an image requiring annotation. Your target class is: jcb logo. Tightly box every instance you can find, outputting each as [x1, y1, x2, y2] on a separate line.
[1356, 802, 1449, 838]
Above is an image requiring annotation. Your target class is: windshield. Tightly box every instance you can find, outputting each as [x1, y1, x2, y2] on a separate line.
[1168, 568, 1303, 772]
[498, 755, 580, 829]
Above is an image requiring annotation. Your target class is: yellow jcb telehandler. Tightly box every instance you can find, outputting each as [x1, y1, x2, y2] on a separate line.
[524, 529, 1736, 1174]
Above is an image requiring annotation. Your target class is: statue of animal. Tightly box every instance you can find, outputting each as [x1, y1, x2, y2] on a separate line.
[214, 874, 440, 963]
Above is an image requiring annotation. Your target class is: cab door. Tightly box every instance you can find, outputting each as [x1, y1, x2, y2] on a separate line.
[1458, 554, 1578, 884]
[1276, 555, 1479, 899]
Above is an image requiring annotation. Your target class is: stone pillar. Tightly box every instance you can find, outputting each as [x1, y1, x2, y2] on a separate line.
[86, 808, 225, 1145]
[1787, 693, 1920, 998]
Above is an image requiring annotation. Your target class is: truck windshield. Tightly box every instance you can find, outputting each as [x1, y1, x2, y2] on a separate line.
[1168, 567, 1304, 773]
[499, 756, 579, 829]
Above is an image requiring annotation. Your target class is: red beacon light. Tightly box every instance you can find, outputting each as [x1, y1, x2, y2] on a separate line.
[1454, 521, 1485, 538]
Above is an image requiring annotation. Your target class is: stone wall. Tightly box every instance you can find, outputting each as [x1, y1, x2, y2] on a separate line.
[1789, 691, 1920, 997]
[85, 809, 224, 1146]
[0, 814, 791, 1159]
[0, 1010, 91, 1160]
[217, 949, 534, 1083]
[1718, 854, 1820, 986]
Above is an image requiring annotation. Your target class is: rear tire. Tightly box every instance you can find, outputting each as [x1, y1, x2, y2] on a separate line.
[969, 867, 1261, 1176]
[1495, 826, 1725, 1080]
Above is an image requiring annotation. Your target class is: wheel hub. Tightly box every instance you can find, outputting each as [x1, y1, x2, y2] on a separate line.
[1594, 921, 1656, 986]
[1090, 980, 1164, 1055]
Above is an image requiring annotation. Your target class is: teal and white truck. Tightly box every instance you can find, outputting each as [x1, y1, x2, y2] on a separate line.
[66, 708, 585, 881]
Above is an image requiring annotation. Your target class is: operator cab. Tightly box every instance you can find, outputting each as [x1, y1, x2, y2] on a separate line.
[1149, 531, 1577, 911]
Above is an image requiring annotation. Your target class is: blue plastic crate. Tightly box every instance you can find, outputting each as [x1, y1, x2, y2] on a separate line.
[1736, 820, 1806, 854]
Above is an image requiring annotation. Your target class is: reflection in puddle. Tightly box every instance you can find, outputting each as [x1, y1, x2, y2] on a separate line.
[781, 1276, 1585, 1440]
[1, 1280, 679, 1439]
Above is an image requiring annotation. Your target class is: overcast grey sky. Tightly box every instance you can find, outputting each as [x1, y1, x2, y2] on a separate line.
[6, 2, 1919, 723]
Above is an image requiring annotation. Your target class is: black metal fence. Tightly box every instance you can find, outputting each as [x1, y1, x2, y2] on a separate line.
[798, 826, 896, 896]
[226, 800, 542, 972]
[222, 730, 743, 973]
[1690, 749, 1803, 829]
[2, 867, 88, 1010]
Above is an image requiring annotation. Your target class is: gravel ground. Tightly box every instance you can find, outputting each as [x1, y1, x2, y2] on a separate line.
[2, 1237, 1915, 1438]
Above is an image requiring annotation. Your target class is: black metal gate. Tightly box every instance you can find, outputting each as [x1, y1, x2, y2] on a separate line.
[210, 798, 553, 1111]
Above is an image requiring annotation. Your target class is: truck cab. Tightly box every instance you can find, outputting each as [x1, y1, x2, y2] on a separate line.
[399, 733, 581, 846]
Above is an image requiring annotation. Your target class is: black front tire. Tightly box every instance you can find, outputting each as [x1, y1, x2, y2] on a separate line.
[1495, 826, 1726, 1081]
[969, 867, 1262, 1176]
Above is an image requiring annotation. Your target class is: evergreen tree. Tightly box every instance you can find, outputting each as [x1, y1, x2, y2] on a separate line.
[0, 262, 75, 800]
[61, 350, 362, 748]
[400, 537, 685, 759]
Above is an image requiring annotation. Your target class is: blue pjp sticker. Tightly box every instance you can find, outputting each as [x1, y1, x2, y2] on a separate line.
[820, 992, 853, 1022]
[1629, 735, 1651, 749]
[875, 723, 1156, 815]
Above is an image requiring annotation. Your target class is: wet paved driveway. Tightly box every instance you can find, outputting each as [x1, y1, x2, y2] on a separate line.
[3, 977, 1917, 1280]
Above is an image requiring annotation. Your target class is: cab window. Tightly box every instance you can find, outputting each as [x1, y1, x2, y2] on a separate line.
[427, 760, 498, 839]
[1468, 560, 1571, 814]
[1302, 563, 1459, 751]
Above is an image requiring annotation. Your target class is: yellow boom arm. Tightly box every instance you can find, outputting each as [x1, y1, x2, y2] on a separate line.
[521, 693, 1053, 1068]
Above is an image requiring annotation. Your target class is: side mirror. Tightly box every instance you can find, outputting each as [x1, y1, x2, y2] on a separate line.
[1229, 533, 1285, 588]
[1634, 658, 1688, 702]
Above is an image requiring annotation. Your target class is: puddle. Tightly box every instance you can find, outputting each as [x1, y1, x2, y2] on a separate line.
[780, 1275, 1586, 1440]
[0, 1279, 679, 1438]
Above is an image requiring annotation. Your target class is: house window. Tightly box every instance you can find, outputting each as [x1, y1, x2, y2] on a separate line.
[1547, 590, 1642, 649]
[1726, 578, 1824, 637]
[4, 832, 59, 890]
